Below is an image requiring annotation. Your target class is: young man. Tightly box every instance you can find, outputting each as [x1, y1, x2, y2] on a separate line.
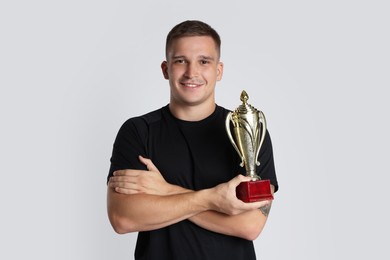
[107, 20, 278, 259]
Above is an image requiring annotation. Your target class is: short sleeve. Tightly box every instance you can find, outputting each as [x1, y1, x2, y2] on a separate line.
[107, 118, 148, 183]
[257, 130, 279, 192]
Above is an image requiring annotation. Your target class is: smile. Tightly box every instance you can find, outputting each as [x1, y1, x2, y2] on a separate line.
[181, 82, 203, 88]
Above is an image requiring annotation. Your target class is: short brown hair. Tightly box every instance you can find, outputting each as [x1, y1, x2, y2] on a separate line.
[165, 20, 221, 59]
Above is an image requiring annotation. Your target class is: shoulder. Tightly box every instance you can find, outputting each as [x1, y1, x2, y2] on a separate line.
[123, 106, 165, 128]
[216, 105, 231, 117]
[117, 106, 166, 139]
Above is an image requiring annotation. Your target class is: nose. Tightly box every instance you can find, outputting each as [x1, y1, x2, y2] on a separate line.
[184, 62, 198, 78]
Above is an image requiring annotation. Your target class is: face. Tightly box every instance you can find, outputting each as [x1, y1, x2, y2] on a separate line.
[161, 36, 223, 110]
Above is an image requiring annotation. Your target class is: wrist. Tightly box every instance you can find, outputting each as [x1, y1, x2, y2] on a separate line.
[195, 188, 214, 212]
[166, 184, 191, 195]
[191, 188, 212, 212]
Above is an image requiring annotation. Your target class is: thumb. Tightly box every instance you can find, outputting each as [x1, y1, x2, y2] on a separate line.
[232, 174, 251, 186]
[138, 155, 158, 172]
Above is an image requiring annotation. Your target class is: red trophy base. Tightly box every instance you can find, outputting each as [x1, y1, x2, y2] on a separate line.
[236, 179, 274, 202]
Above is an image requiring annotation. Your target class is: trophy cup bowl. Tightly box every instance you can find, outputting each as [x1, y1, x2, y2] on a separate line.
[225, 90, 274, 202]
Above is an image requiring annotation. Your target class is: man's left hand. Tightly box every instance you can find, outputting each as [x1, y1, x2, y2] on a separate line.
[109, 156, 178, 196]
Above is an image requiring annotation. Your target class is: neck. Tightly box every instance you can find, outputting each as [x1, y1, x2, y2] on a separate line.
[169, 102, 216, 121]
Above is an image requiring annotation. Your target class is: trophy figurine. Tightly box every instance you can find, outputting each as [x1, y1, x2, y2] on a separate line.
[225, 90, 274, 202]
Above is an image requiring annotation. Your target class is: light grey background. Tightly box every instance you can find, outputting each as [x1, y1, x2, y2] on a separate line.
[1, 0, 389, 259]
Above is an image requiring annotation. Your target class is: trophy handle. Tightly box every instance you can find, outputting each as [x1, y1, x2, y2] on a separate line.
[225, 112, 245, 167]
[255, 110, 267, 166]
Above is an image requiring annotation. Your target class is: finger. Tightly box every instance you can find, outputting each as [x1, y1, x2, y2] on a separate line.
[239, 175, 252, 182]
[113, 170, 122, 176]
[231, 174, 251, 185]
[138, 156, 158, 172]
[110, 174, 140, 185]
[114, 186, 142, 195]
[113, 170, 131, 176]
[110, 177, 137, 185]
[110, 180, 139, 190]
[112, 174, 139, 181]
[113, 170, 141, 177]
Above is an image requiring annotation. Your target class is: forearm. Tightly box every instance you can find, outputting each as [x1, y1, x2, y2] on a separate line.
[107, 187, 210, 233]
[189, 209, 267, 240]
[108, 174, 270, 235]
[167, 184, 270, 240]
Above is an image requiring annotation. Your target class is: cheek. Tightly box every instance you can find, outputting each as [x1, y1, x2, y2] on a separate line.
[170, 67, 184, 78]
[205, 70, 219, 82]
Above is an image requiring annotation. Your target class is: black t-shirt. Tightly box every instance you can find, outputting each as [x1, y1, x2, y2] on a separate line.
[108, 105, 278, 260]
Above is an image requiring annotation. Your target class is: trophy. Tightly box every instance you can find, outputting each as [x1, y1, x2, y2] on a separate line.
[225, 90, 274, 202]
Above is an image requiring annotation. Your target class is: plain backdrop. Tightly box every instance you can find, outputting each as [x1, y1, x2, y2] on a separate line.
[1, 0, 389, 259]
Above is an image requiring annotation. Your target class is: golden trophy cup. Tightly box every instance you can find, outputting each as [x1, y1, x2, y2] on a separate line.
[225, 90, 274, 202]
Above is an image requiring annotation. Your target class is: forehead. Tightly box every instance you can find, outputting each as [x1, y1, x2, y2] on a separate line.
[167, 36, 219, 57]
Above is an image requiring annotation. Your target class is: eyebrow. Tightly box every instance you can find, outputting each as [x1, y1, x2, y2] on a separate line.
[171, 55, 216, 61]
[171, 55, 186, 60]
[199, 55, 215, 61]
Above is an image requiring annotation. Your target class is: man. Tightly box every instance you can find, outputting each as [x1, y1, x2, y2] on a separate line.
[107, 20, 278, 259]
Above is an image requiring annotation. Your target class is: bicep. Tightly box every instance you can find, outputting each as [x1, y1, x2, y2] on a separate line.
[108, 119, 148, 181]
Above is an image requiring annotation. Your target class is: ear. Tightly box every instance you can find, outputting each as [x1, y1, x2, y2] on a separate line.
[161, 61, 169, 79]
[216, 61, 224, 81]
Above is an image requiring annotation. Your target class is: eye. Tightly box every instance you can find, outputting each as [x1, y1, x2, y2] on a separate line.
[200, 60, 210, 65]
[174, 59, 186, 64]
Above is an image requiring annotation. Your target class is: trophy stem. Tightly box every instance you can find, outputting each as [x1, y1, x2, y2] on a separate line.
[248, 171, 260, 181]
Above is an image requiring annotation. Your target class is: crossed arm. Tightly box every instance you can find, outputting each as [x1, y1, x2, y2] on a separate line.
[107, 156, 274, 241]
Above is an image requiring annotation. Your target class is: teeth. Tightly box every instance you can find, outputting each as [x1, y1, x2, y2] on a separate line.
[183, 83, 199, 88]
